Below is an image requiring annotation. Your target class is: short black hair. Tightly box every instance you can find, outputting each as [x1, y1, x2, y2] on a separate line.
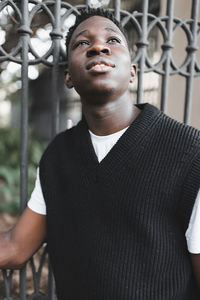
[65, 7, 129, 60]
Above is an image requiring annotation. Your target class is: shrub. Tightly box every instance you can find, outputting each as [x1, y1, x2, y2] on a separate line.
[0, 127, 46, 214]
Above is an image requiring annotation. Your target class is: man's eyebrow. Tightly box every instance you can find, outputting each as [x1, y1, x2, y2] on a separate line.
[73, 29, 89, 40]
[74, 27, 120, 40]
[104, 27, 119, 34]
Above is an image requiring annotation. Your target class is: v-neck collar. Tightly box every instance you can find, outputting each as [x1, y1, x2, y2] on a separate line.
[74, 103, 162, 183]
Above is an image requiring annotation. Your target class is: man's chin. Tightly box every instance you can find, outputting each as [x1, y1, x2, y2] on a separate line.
[79, 84, 115, 97]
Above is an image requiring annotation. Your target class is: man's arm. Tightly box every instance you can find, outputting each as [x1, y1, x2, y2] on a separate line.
[190, 254, 200, 291]
[0, 207, 46, 269]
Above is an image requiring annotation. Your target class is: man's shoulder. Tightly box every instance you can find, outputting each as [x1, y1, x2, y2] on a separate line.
[49, 121, 81, 145]
[155, 107, 200, 146]
[40, 122, 81, 162]
[140, 103, 200, 146]
[52, 124, 77, 143]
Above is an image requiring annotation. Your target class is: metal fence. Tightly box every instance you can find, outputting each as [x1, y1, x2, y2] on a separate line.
[0, 0, 200, 298]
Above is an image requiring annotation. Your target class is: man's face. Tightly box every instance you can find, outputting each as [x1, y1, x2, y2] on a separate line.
[66, 16, 135, 102]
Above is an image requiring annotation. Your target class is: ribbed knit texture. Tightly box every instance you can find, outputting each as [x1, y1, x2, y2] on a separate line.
[40, 103, 200, 300]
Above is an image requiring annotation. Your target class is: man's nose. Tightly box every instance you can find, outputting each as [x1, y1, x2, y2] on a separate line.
[87, 42, 111, 57]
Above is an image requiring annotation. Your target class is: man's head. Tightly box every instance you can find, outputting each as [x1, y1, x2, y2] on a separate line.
[65, 8, 130, 58]
[64, 8, 136, 104]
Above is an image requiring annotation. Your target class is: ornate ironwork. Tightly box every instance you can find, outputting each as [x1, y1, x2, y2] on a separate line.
[0, 0, 199, 298]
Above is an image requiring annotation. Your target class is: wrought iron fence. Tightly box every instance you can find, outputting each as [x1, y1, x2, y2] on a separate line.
[0, 0, 199, 298]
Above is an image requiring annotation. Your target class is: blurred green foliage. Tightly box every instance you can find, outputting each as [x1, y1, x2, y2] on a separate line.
[0, 127, 46, 214]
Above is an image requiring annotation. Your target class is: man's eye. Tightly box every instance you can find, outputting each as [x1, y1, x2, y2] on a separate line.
[74, 40, 89, 48]
[107, 37, 121, 44]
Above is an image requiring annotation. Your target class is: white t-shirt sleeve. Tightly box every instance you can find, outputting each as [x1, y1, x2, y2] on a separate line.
[185, 188, 200, 254]
[27, 168, 46, 215]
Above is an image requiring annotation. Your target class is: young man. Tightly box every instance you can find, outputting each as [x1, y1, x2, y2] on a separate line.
[0, 8, 200, 300]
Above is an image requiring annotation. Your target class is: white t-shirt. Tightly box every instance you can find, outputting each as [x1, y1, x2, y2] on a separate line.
[28, 127, 200, 254]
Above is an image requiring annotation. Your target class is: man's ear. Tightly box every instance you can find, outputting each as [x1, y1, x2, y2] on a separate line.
[64, 69, 73, 88]
[130, 64, 137, 83]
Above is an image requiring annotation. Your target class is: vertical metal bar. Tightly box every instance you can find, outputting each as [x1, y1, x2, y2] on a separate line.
[50, 0, 63, 138]
[85, 0, 90, 8]
[17, 0, 32, 297]
[18, 0, 32, 213]
[2, 270, 13, 298]
[48, 2, 63, 297]
[113, 0, 121, 21]
[160, 0, 174, 112]
[48, 260, 56, 300]
[184, 0, 199, 124]
[137, 0, 149, 104]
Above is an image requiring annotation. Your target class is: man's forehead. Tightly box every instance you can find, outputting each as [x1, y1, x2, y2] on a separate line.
[71, 16, 125, 40]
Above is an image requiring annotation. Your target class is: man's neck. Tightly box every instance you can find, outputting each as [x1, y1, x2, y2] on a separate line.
[82, 93, 141, 136]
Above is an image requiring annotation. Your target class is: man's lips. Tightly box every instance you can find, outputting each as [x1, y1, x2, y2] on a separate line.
[89, 64, 113, 72]
[86, 59, 115, 73]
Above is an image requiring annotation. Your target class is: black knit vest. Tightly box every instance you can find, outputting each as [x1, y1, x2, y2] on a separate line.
[40, 103, 200, 300]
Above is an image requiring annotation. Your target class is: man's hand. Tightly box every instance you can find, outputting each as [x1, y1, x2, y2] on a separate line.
[0, 207, 46, 269]
[190, 253, 200, 292]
